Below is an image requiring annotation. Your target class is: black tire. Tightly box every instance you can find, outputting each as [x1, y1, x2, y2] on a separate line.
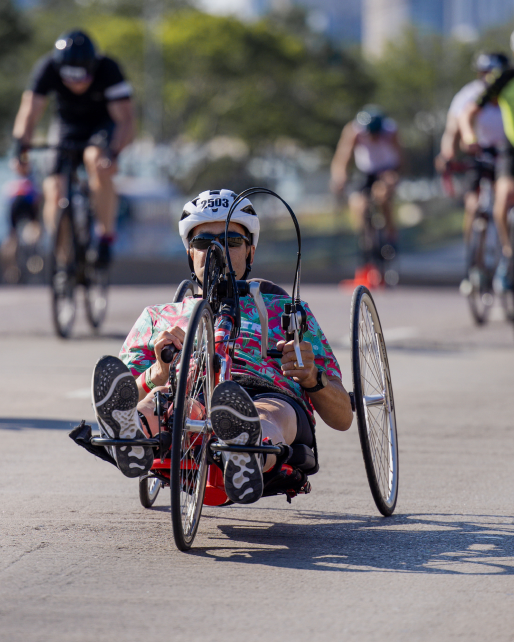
[202, 243, 224, 311]
[173, 279, 196, 303]
[466, 212, 499, 326]
[350, 285, 399, 516]
[139, 476, 161, 508]
[170, 299, 215, 551]
[50, 207, 77, 338]
[84, 261, 109, 330]
[500, 211, 514, 324]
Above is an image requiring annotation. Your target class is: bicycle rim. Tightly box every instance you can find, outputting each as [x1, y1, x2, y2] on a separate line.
[50, 209, 77, 338]
[351, 286, 399, 515]
[170, 299, 214, 550]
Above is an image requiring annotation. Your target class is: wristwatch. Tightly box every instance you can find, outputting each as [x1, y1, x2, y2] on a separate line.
[302, 368, 328, 393]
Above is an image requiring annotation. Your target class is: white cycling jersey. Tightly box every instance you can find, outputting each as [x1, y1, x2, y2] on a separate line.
[352, 118, 400, 174]
[448, 79, 506, 148]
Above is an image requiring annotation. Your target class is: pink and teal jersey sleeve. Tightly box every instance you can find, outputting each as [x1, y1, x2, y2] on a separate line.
[120, 295, 342, 422]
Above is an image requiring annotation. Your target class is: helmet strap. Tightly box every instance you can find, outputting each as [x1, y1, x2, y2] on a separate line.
[187, 253, 202, 286]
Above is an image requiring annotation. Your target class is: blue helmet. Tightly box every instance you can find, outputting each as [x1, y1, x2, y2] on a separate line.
[356, 105, 385, 134]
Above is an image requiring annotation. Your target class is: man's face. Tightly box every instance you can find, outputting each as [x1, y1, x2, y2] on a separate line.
[188, 221, 255, 283]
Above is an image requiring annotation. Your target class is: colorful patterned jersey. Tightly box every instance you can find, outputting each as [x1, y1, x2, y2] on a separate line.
[120, 295, 342, 422]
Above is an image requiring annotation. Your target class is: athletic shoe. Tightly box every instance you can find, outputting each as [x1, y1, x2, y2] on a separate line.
[211, 380, 263, 504]
[92, 355, 154, 478]
[493, 256, 511, 294]
[96, 237, 112, 268]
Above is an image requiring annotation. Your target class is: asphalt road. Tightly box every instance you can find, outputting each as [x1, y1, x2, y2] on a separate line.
[1, 284, 514, 642]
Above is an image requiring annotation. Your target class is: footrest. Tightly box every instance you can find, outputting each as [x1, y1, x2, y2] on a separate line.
[209, 441, 286, 456]
[90, 436, 161, 448]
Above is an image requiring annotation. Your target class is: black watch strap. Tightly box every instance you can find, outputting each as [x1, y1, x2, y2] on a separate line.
[301, 368, 327, 393]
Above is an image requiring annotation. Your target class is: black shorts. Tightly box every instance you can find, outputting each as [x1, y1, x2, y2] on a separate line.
[496, 142, 514, 178]
[351, 167, 399, 195]
[246, 390, 315, 447]
[48, 120, 115, 176]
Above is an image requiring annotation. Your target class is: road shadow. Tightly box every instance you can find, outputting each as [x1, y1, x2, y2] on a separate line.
[192, 509, 514, 575]
[0, 417, 96, 431]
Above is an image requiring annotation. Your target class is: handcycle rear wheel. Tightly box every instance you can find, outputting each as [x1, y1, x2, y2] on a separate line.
[170, 299, 215, 551]
[139, 476, 161, 507]
[50, 207, 77, 338]
[173, 279, 196, 303]
[350, 285, 399, 516]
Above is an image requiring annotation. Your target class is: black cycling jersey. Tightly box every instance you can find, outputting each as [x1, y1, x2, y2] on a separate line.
[30, 54, 132, 129]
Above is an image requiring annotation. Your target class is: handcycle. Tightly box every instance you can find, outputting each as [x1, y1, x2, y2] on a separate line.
[84, 188, 399, 551]
[29, 142, 109, 338]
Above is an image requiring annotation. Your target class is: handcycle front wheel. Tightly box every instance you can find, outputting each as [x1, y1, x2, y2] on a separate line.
[350, 285, 399, 516]
[50, 207, 77, 338]
[170, 298, 215, 551]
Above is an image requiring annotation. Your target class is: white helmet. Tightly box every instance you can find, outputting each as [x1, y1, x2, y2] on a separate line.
[179, 189, 260, 250]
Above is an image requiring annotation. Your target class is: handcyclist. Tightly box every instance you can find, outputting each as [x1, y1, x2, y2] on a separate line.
[436, 52, 508, 243]
[12, 29, 135, 266]
[0, 160, 41, 279]
[90, 189, 353, 505]
[460, 39, 514, 292]
[330, 105, 402, 244]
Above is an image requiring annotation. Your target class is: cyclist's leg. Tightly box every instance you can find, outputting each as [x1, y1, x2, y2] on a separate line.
[253, 397, 297, 472]
[372, 169, 399, 240]
[83, 125, 117, 238]
[494, 144, 514, 258]
[42, 174, 66, 234]
[462, 161, 481, 243]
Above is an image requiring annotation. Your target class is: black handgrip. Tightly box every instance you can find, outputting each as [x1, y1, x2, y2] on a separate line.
[267, 349, 283, 359]
[161, 344, 178, 364]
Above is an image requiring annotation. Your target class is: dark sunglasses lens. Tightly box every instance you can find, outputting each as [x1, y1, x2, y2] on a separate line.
[190, 237, 213, 250]
[227, 237, 245, 247]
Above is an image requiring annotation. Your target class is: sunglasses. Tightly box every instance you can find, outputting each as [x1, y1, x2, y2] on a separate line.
[189, 232, 250, 250]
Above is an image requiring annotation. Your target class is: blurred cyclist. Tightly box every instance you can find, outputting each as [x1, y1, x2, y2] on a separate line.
[330, 105, 402, 243]
[436, 52, 508, 243]
[0, 161, 41, 281]
[12, 30, 135, 266]
[460, 40, 514, 292]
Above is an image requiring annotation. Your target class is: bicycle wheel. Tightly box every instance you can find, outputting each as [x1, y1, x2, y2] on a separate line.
[466, 218, 494, 325]
[170, 298, 215, 551]
[500, 211, 514, 323]
[173, 279, 196, 303]
[84, 259, 109, 330]
[139, 476, 161, 508]
[350, 285, 399, 516]
[50, 207, 77, 338]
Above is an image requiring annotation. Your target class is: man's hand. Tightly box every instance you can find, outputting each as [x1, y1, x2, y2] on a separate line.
[151, 326, 185, 385]
[277, 339, 318, 389]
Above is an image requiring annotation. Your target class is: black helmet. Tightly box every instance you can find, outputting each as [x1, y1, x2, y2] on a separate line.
[356, 105, 385, 134]
[474, 52, 509, 73]
[53, 30, 97, 81]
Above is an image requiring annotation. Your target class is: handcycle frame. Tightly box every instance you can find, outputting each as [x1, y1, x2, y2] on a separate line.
[90, 186, 399, 550]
